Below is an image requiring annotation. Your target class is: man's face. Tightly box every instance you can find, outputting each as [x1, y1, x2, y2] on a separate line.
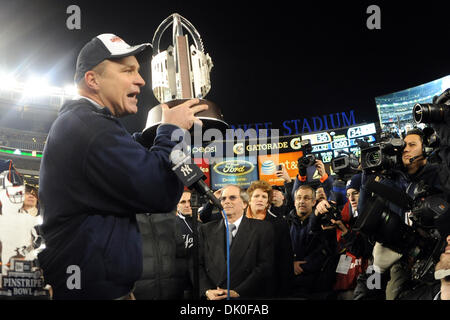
[95, 56, 145, 117]
[177, 192, 192, 216]
[316, 187, 327, 202]
[220, 186, 246, 223]
[295, 188, 316, 218]
[402, 134, 423, 167]
[346, 188, 360, 211]
[435, 235, 450, 276]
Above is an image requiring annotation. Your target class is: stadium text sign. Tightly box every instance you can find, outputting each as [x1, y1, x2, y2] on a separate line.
[228, 110, 356, 137]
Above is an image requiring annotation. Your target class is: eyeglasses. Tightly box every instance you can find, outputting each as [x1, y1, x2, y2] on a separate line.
[220, 195, 239, 202]
[179, 200, 191, 205]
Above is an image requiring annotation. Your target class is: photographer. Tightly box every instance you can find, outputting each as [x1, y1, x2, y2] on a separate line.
[413, 88, 450, 195]
[390, 90, 450, 300]
[357, 128, 445, 300]
[398, 234, 450, 300]
[329, 151, 361, 212]
[313, 173, 372, 299]
[289, 185, 338, 298]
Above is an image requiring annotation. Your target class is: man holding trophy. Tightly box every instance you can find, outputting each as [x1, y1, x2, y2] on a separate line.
[38, 30, 208, 299]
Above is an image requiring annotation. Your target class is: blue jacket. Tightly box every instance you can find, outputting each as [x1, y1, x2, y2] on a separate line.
[38, 98, 184, 299]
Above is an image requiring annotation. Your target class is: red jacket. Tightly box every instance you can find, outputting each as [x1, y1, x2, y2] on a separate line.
[334, 201, 368, 291]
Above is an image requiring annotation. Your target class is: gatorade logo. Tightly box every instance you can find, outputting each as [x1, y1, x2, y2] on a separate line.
[290, 137, 301, 150]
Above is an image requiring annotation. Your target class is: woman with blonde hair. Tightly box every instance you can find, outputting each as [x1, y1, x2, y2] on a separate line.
[246, 180, 294, 298]
[246, 180, 273, 220]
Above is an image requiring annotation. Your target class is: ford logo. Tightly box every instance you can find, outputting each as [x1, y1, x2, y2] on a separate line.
[213, 160, 255, 176]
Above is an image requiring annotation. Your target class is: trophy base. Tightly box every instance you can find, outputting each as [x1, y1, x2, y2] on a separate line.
[142, 99, 229, 144]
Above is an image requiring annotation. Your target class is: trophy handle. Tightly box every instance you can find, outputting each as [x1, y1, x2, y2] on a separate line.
[152, 13, 205, 55]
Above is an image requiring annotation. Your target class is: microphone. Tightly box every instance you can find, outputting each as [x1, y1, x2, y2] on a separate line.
[170, 149, 223, 210]
[408, 154, 424, 164]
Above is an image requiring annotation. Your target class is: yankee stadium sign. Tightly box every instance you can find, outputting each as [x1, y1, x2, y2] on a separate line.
[227, 110, 356, 138]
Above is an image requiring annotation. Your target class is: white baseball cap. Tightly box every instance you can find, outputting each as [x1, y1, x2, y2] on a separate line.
[74, 33, 151, 83]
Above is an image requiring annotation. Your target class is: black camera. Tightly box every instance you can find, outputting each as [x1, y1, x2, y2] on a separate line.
[298, 139, 316, 168]
[360, 133, 405, 173]
[354, 180, 450, 281]
[320, 202, 342, 227]
[413, 88, 450, 124]
[332, 151, 360, 180]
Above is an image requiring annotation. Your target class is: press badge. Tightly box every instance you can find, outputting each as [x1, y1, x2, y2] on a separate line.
[336, 254, 352, 274]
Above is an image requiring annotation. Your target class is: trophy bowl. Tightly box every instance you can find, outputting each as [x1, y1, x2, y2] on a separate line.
[142, 98, 229, 143]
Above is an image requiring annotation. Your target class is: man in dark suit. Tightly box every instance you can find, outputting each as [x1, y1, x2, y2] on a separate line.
[199, 184, 274, 300]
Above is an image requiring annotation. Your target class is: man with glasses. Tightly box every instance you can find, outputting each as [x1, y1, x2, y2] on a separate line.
[289, 185, 337, 297]
[198, 184, 274, 300]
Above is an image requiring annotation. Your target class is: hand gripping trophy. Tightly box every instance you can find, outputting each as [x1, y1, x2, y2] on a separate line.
[143, 13, 229, 141]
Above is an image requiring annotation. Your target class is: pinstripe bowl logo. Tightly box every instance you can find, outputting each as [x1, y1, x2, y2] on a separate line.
[213, 160, 254, 176]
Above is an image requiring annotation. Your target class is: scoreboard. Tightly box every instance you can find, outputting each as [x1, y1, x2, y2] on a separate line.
[301, 123, 377, 163]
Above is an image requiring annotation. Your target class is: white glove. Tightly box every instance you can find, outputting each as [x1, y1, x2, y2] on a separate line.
[372, 242, 403, 273]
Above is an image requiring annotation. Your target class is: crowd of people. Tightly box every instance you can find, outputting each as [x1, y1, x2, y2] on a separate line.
[158, 126, 450, 301]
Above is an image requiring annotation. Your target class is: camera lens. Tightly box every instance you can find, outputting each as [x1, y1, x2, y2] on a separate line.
[413, 103, 447, 124]
[367, 150, 381, 167]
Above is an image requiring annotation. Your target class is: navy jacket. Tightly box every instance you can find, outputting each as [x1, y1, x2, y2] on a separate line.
[38, 98, 184, 299]
[289, 211, 330, 273]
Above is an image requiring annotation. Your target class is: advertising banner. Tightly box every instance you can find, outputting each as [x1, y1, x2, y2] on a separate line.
[257, 152, 302, 186]
[210, 157, 258, 190]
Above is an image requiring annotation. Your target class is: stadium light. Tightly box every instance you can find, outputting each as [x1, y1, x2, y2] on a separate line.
[23, 76, 51, 96]
[0, 73, 18, 90]
[0, 70, 79, 107]
[63, 84, 78, 96]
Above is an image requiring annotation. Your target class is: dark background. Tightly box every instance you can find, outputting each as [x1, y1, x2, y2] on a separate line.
[1, 0, 450, 133]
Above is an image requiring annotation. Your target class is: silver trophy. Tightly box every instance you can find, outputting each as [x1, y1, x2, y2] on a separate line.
[143, 13, 228, 140]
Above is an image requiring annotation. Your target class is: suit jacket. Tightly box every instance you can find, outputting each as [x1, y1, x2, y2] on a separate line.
[198, 215, 274, 298]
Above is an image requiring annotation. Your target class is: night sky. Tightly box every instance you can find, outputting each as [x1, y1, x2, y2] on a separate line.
[1, 0, 450, 134]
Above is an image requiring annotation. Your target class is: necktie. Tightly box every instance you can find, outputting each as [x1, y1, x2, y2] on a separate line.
[228, 223, 236, 245]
